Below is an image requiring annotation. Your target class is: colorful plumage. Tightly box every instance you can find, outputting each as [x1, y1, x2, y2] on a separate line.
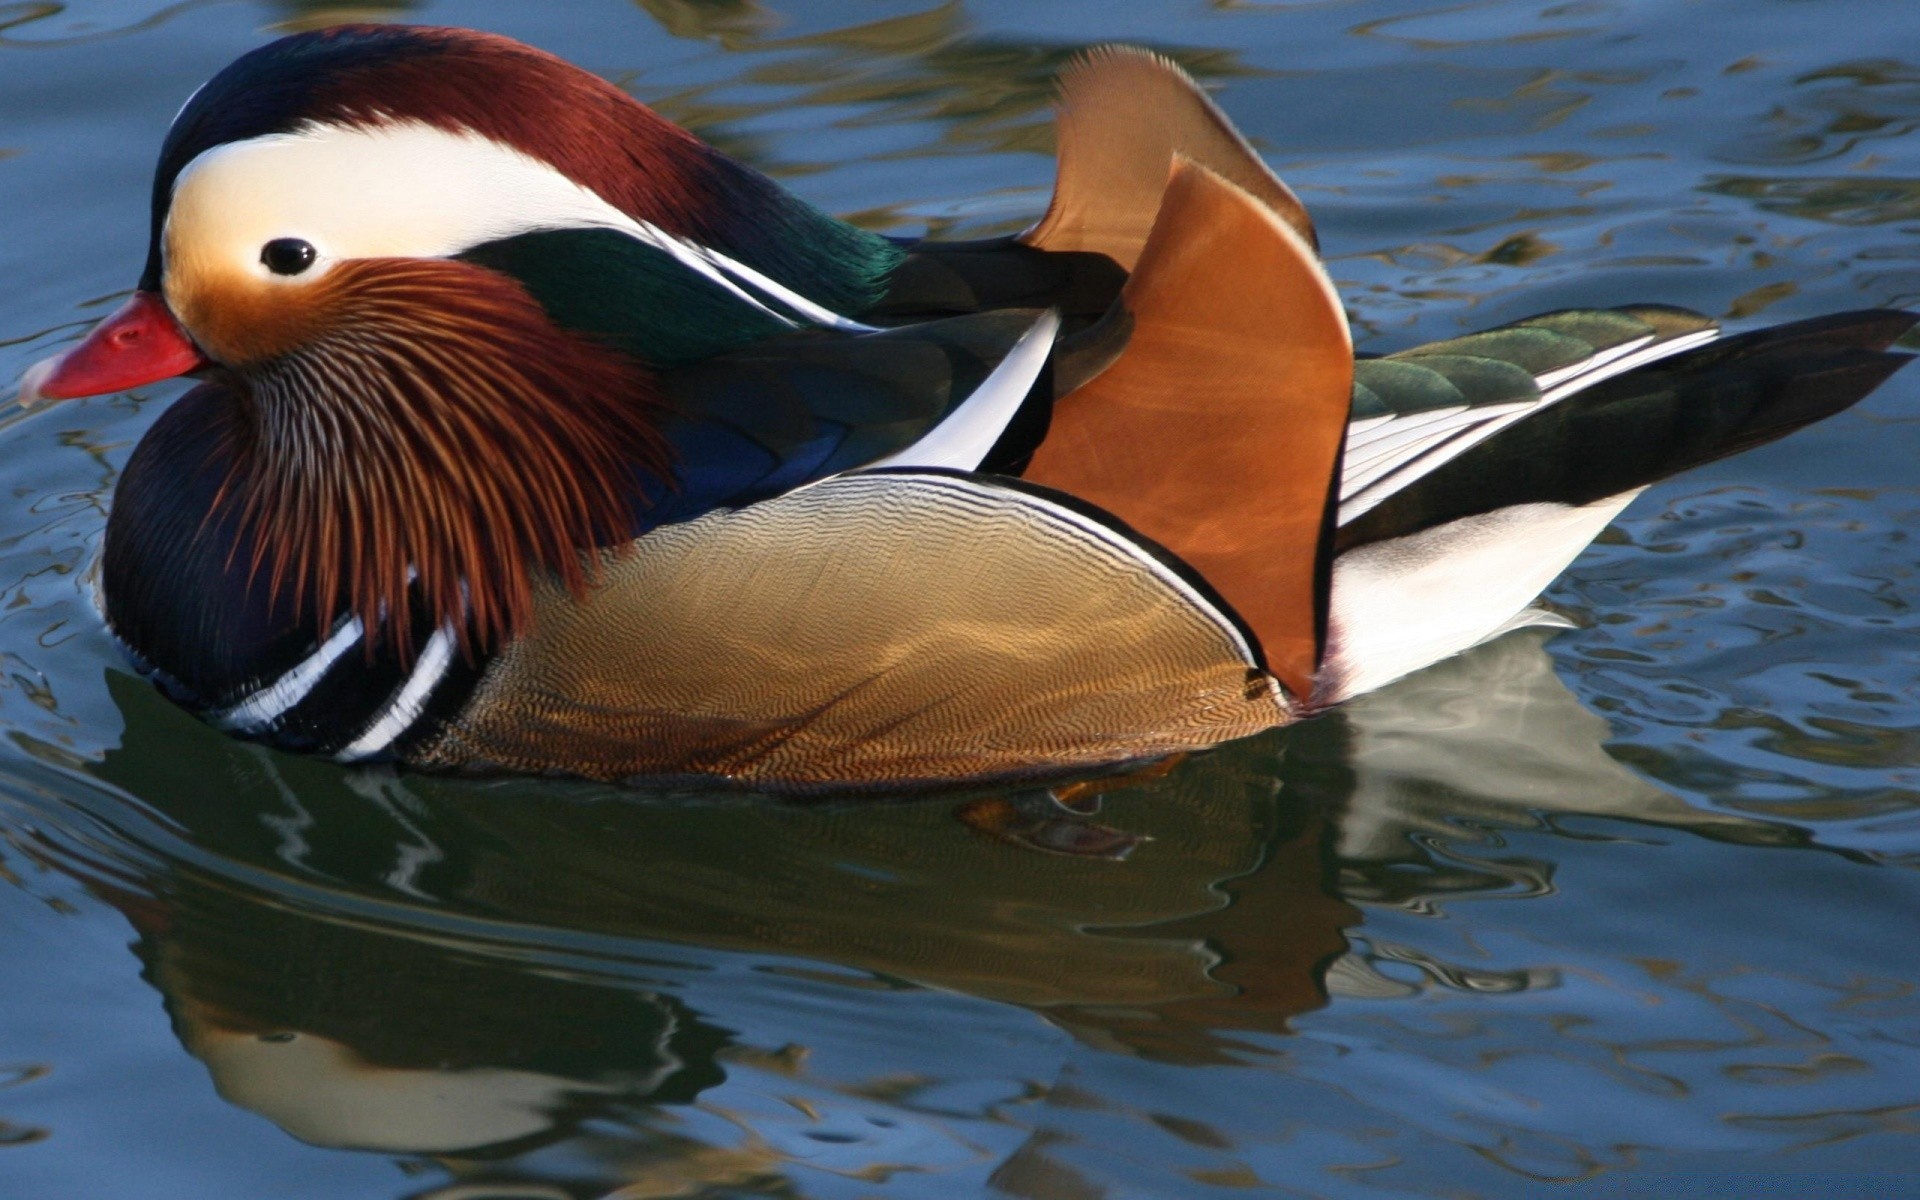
[18, 26, 1915, 790]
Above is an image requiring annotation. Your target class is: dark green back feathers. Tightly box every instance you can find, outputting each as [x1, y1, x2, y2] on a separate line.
[1353, 306, 1719, 418]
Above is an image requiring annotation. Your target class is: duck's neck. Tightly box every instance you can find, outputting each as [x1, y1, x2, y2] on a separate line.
[666, 149, 906, 322]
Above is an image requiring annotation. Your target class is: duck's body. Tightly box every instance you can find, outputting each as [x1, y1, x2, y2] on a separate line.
[23, 27, 1915, 790]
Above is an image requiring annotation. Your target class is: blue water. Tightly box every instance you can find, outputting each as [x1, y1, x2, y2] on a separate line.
[3, 1, 1920, 1196]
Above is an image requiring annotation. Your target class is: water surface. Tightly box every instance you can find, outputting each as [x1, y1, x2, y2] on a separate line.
[3, 1, 1920, 1196]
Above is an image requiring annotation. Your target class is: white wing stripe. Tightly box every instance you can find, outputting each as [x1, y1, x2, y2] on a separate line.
[1343, 400, 1534, 472]
[1369, 328, 1725, 491]
[1341, 401, 1534, 498]
[866, 311, 1061, 472]
[1338, 326, 1721, 524]
[1537, 328, 1719, 406]
[1343, 427, 1477, 496]
[1344, 404, 1469, 458]
[1531, 334, 1654, 391]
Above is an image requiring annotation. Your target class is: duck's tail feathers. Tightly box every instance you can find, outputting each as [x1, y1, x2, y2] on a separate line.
[1340, 308, 1917, 553]
[1318, 308, 1915, 703]
[1019, 46, 1316, 269]
[1023, 158, 1352, 707]
[1341, 305, 1723, 525]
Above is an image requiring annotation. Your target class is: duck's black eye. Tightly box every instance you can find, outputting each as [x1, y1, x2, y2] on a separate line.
[260, 238, 317, 276]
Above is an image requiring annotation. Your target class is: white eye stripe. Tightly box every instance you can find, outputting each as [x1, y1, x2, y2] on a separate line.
[164, 119, 876, 330]
[168, 120, 648, 261]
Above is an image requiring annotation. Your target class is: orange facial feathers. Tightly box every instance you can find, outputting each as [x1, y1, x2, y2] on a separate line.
[205, 258, 668, 660]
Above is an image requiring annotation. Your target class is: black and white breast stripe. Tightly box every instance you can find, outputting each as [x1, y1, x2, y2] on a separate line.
[332, 625, 459, 761]
[207, 615, 473, 762]
[208, 613, 365, 733]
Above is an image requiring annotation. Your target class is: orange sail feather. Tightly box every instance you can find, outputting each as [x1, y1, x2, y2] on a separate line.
[1025, 159, 1353, 704]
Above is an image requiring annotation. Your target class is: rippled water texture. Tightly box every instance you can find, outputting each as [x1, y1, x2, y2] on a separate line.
[4, 1, 1920, 1196]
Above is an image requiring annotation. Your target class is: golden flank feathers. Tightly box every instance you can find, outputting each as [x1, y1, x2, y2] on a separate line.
[414, 472, 1286, 791]
[1026, 159, 1352, 705]
[1020, 45, 1317, 267]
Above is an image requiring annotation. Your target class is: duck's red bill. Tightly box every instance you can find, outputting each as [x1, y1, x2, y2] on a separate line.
[17, 291, 208, 408]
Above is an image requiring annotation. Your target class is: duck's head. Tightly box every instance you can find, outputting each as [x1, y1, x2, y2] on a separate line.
[23, 23, 756, 402]
[25, 25, 898, 653]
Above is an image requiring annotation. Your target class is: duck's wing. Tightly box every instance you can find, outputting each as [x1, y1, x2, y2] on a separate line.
[413, 470, 1285, 791]
[1021, 45, 1315, 266]
[873, 45, 1316, 323]
[869, 238, 1128, 323]
[1321, 309, 1917, 702]
[1024, 160, 1352, 705]
[641, 309, 1059, 529]
[1340, 306, 1722, 524]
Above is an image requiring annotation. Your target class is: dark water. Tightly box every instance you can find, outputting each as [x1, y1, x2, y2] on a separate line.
[4, 1, 1920, 1196]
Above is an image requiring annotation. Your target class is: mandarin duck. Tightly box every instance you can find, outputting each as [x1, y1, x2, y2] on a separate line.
[18, 26, 1915, 791]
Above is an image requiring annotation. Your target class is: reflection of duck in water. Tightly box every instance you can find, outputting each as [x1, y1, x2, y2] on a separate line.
[75, 621, 1810, 1180]
[1329, 626, 1800, 873]
[22, 27, 1916, 789]
[83, 671, 1355, 1170]
[1287, 624, 1808, 999]
[137, 874, 720, 1157]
